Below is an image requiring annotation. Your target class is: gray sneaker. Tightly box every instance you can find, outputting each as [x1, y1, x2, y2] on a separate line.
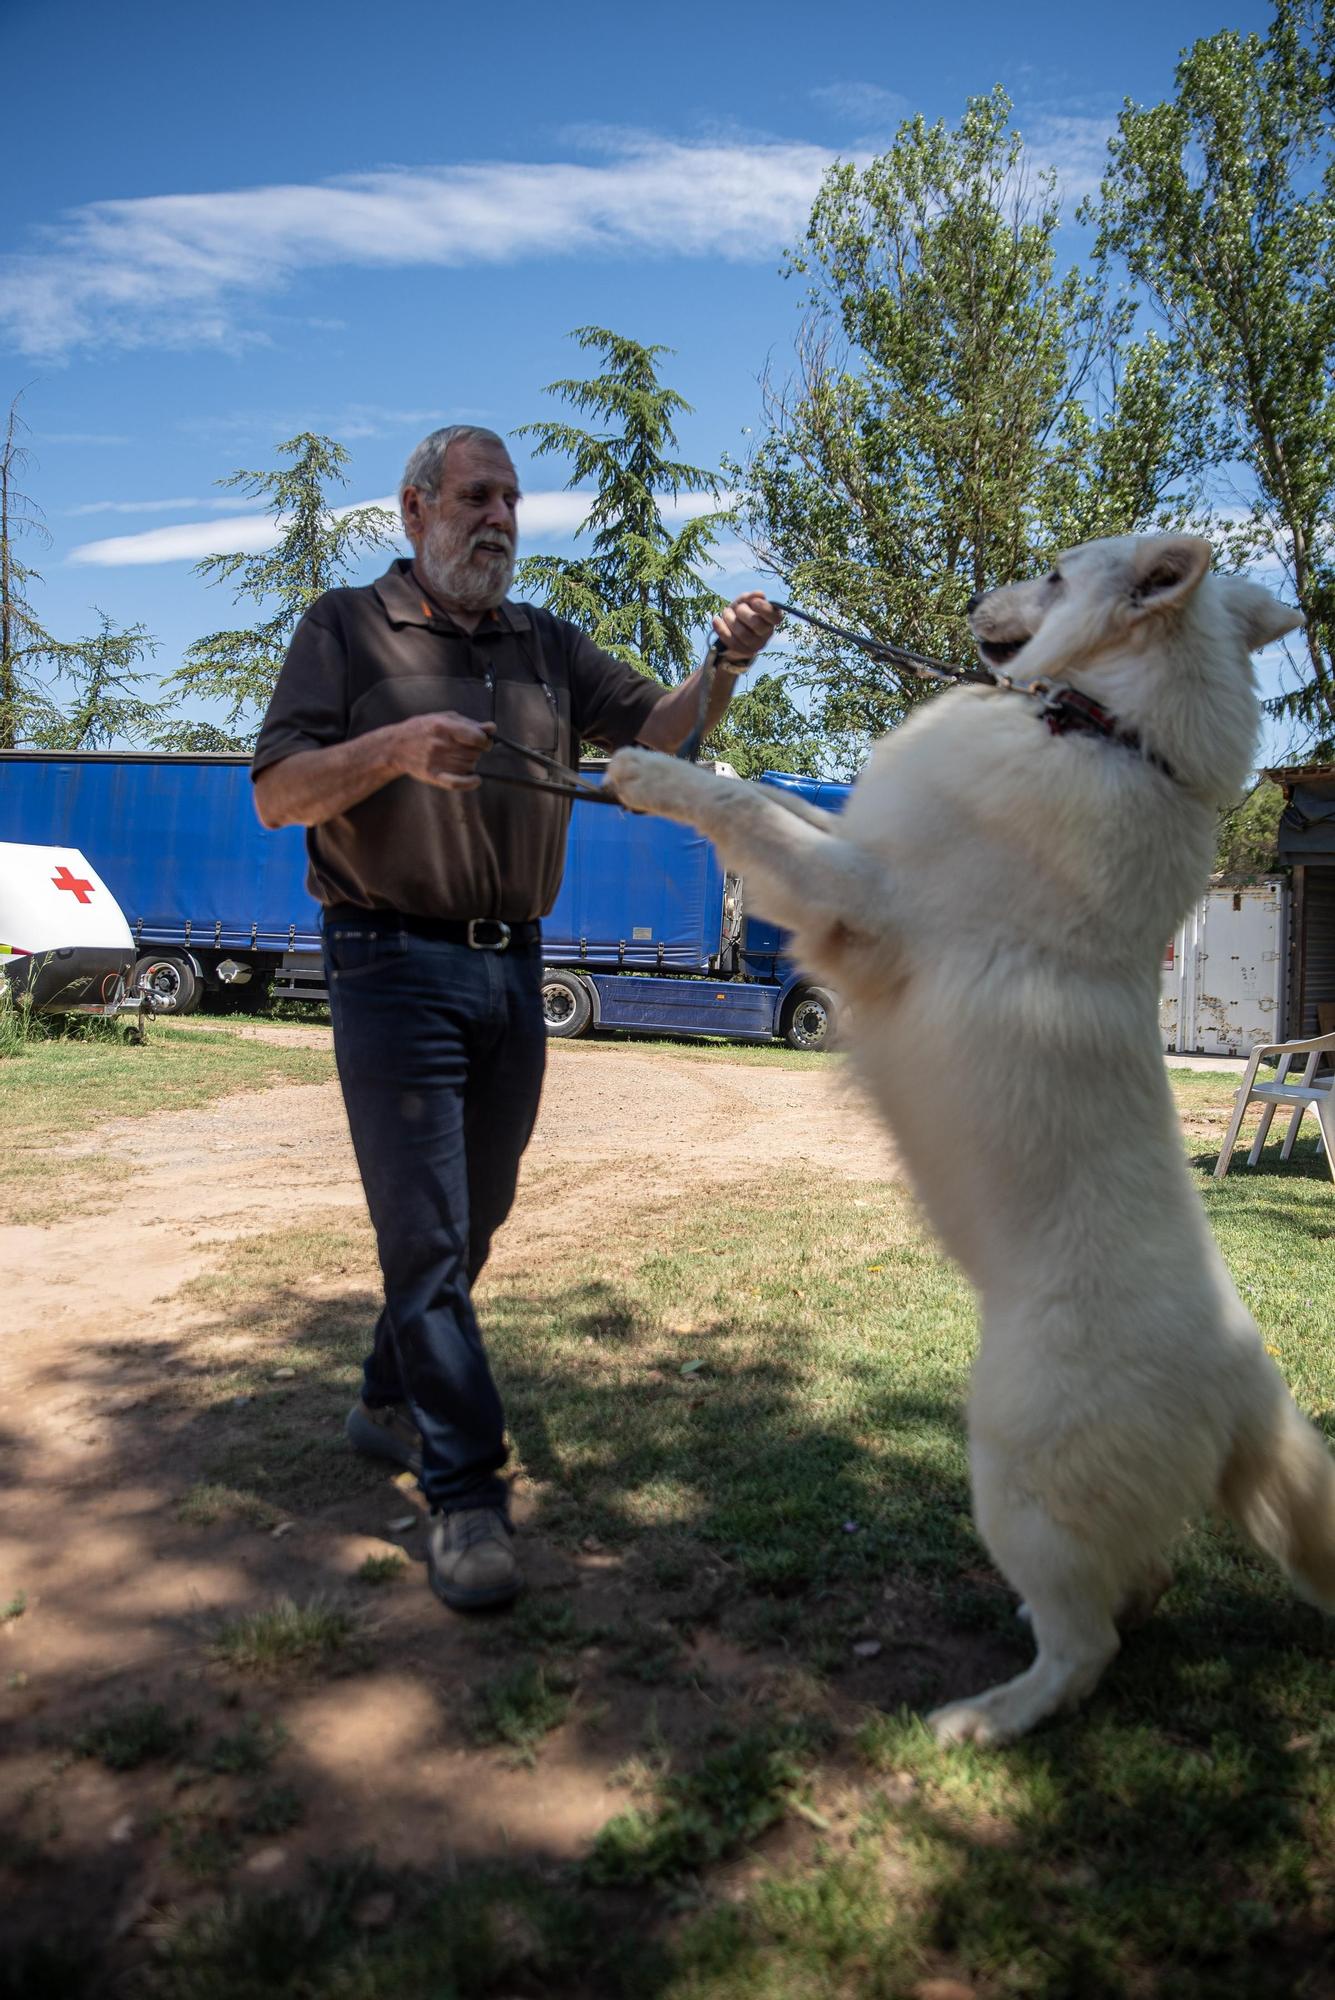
[345, 1399, 422, 1477]
[427, 1507, 521, 1611]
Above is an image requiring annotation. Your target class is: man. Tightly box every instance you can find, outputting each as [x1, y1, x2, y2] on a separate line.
[251, 424, 778, 1612]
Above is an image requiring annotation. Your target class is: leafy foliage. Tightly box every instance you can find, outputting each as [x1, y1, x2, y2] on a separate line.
[1091, 0, 1335, 750]
[736, 89, 1212, 767]
[1214, 779, 1285, 880]
[162, 432, 398, 749]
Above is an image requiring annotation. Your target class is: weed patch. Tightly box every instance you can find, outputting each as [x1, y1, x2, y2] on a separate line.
[74, 1701, 197, 1771]
[205, 1714, 288, 1775]
[470, 1660, 577, 1761]
[587, 1725, 816, 1887]
[211, 1597, 355, 1676]
[356, 1552, 407, 1585]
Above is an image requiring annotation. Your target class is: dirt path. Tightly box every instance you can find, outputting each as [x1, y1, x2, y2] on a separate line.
[0, 1038, 912, 1972]
[2, 1040, 896, 1367]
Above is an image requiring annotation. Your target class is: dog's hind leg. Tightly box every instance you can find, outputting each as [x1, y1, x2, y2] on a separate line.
[931, 1504, 1121, 1746]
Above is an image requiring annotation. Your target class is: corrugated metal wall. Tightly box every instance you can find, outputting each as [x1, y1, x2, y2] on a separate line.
[1293, 864, 1335, 1035]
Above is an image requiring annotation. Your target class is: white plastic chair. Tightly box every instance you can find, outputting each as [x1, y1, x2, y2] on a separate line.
[1214, 1030, 1335, 1182]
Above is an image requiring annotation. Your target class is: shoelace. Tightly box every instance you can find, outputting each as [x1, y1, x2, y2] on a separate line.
[450, 1508, 509, 1547]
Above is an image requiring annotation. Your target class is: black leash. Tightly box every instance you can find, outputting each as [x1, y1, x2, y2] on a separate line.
[481, 729, 623, 807]
[480, 598, 1178, 802]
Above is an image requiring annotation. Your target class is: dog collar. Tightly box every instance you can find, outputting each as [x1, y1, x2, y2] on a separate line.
[1037, 685, 1178, 783]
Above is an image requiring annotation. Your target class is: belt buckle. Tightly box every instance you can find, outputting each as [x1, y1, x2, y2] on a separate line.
[467, 918, 511, 952]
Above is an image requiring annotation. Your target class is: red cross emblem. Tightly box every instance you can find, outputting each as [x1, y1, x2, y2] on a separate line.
[51, 865, 95, 904]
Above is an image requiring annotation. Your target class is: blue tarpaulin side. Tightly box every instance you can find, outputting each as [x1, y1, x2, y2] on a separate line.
[739, 770, 850, 977]
[544, 771, 726, 970]
[0, 754, 320, 947]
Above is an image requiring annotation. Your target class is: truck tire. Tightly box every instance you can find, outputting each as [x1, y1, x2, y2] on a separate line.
[541, 969, 592, 1039]
[134, 952, 201, 1016]
[784, 985, 837, 1052]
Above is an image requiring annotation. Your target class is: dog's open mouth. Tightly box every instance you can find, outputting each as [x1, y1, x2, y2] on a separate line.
[977, 637, 1030, 670]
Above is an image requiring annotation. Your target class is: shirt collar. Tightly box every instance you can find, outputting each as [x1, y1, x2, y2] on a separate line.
[372, 558, 531, 634]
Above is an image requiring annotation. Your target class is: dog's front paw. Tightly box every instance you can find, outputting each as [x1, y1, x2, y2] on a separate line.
[929, 1698, 1007, 1747]
[607, 747, 699, 819]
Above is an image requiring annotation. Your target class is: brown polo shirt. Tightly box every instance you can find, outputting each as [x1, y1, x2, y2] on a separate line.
[251, 561, 668, 921]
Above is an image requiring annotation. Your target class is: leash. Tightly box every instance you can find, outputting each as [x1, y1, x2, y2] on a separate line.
[479, 598, 1178, 802]
[687, 600, 1179, 783]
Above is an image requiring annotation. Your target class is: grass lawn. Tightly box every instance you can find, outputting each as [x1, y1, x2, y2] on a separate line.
[0, 1015, 334, 1224]
[4, 1033, 1331, 1998]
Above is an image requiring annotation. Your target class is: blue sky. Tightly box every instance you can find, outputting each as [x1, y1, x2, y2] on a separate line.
[3, 0, 1277, 737]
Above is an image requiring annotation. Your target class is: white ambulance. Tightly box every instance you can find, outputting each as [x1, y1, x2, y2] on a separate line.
[0, 841, 138, 1016]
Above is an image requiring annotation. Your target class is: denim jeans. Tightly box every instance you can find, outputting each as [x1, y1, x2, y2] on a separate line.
[323, 914, 547, 1513]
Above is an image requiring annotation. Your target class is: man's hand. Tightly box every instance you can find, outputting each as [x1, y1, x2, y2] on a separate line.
[391, 712, 495, 791]
[712, 591, 782, 663]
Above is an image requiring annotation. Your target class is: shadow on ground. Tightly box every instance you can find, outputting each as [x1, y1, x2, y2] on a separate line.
[2, 1240, 1332, 1997]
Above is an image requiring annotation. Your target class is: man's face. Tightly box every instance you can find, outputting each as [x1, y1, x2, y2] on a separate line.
[408, 438, 520, 611]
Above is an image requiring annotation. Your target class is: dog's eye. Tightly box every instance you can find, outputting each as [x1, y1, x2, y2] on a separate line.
[1046, 570, 1063, 590]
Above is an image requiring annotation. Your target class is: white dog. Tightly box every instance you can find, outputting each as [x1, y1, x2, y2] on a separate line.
[609, 533, 1335, 1744]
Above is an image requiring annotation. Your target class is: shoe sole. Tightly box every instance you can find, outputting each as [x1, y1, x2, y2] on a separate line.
[428, 1565, 522, 1612]
[345, 1403, 423, 1476]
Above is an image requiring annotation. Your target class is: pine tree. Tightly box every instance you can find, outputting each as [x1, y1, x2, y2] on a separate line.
[1, 393, 163, 749]
[513, 327, 734, 686]
[161, 432, 398, 748]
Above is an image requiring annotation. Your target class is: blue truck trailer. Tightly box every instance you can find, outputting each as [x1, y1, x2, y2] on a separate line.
[0, 752, 844, 1048]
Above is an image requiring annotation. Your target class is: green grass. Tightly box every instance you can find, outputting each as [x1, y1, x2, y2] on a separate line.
[1, 1590, 26, 1623]
[204, 1714, 288, 1775]
[587, 1724, 818, 1887]
[211, 1597, 356, 1676]
[555, 1031, 840, 1070]
[356, 1551, 408, 1585]
[16, 1060, 1334, 1998]
[0, 1018, 334, 1223]
[73, 1700, 197, 1771]
[469, 1659, 578, 1761]
[178, 1483, 283, 1530]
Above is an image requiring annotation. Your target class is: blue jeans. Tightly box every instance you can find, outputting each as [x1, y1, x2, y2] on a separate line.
[323, 914, 547, 1513]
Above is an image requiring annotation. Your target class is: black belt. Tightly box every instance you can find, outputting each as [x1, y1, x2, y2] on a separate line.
[324, 907, 540, 952]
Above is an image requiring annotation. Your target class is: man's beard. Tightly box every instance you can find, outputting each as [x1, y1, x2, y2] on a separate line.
[419, 513, 515, 611]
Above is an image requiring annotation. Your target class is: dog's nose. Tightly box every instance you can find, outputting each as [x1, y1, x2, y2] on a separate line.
[966, 591, 983, 616]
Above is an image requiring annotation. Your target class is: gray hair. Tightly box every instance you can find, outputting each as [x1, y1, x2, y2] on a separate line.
[398, 425, 510, 513]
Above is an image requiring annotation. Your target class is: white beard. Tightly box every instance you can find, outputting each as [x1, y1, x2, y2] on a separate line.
[419, 514, 515, 611]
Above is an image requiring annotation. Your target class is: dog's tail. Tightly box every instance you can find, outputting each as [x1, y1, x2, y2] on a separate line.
[1219, 1387, 1335, 1611]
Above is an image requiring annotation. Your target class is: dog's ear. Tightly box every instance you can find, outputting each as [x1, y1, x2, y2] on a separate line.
[1214, 575, 1306, 653]
[1126, 536, 1213, 617]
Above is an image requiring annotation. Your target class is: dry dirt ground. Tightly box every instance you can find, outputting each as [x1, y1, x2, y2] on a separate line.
[1, 1034, 920, 1983]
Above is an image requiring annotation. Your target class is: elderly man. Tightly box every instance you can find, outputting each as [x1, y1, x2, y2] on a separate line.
[251, 424, 777, 1611]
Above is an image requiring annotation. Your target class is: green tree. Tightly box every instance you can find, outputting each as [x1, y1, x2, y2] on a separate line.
[34, 613, 161, 750]
[162, 432, 398, 748]
[738, 89, 1211, 764]
[512, 327, 735, 686]
[707, 671, 826, 780]
[1, 394, 162, 749]
[1091, 0, 1335, 750]
[1214, 779, 1285, 880]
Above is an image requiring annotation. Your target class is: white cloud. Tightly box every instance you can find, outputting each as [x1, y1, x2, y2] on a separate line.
[809, 82, 910, 128]
[66, 486, 730, 567]
[66, 495, 243, 516]
[41, 431, 134, 446]
[1022, 112, 1118, 204]
[3, 136, 839, 358]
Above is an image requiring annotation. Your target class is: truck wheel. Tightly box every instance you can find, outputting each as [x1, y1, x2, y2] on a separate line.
[784, 985, 837, 1052]
[541, 969, 592, 1038]
[134, 953, 200, 1016]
